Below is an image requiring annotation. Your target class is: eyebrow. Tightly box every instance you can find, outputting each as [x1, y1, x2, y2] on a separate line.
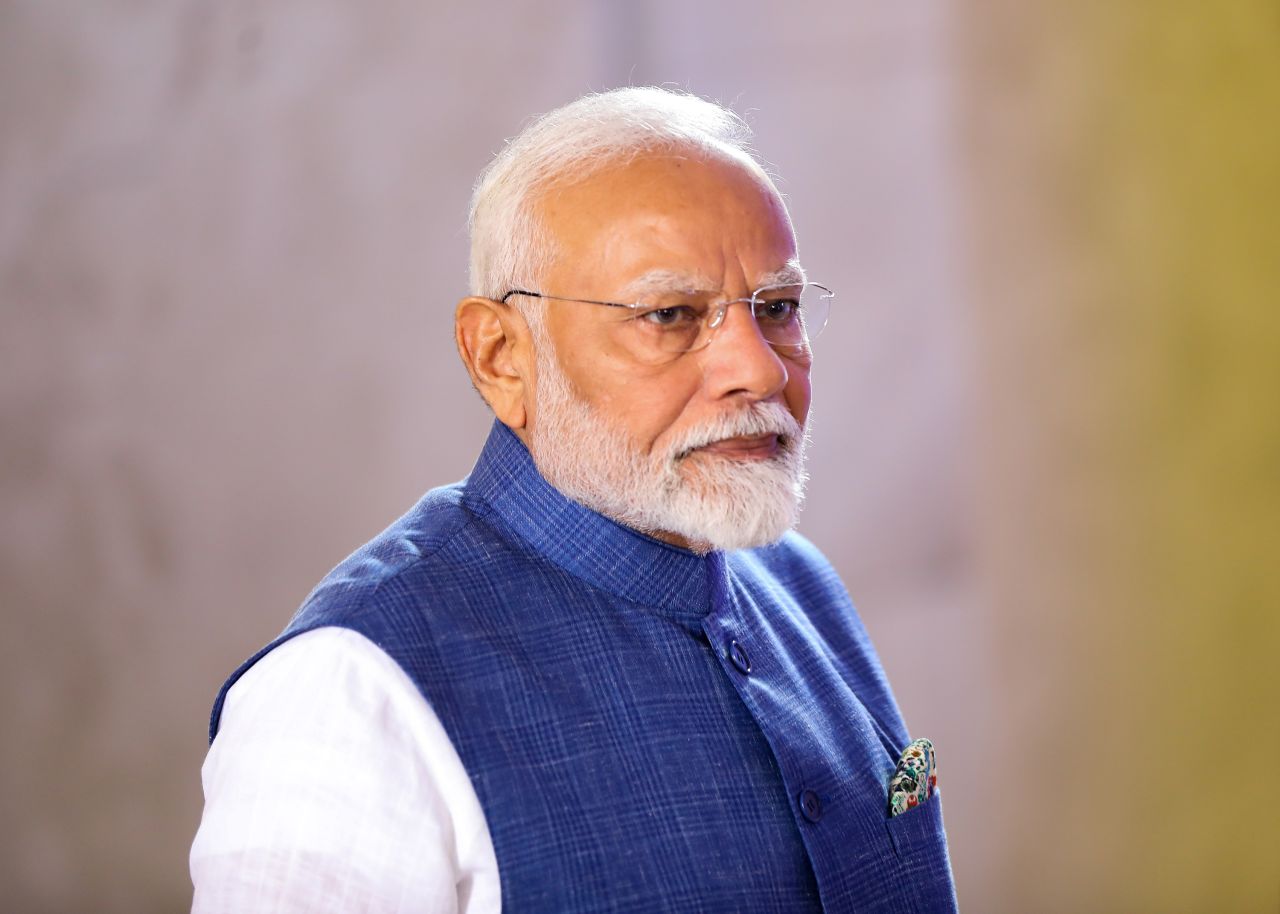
[755, 260, 808, 288]
[617, 260, 808, 300]
[616, 269, 717, 300]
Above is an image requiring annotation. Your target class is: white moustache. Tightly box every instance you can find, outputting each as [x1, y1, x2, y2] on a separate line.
[671, 402, 803, 460]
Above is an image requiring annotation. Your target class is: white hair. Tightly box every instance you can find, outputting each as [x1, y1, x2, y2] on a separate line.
[467, 87, 766, 303]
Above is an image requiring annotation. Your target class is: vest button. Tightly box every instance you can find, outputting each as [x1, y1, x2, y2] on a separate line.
[727, 638, 751, 674]
[798, 789, 823, 822]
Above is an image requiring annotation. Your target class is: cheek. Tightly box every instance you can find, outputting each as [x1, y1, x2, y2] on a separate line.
[617, 386, 696, 453]
[784, 364, 813, 426]
[565, 357, 697, 450]
[603, 370, 702, 453]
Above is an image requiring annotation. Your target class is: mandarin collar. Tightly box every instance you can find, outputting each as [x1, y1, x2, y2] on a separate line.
[463, 420, 718, 620]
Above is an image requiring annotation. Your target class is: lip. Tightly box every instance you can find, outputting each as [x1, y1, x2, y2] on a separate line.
[693, 434, 781, 460]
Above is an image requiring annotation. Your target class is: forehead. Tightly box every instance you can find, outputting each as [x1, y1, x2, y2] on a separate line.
[534, 149, 798, 296]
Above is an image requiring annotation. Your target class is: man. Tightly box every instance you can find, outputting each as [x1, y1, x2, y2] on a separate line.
[190, 87, 958, 913]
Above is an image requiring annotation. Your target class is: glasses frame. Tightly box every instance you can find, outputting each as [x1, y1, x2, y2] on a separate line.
[499, 281, 834, 356]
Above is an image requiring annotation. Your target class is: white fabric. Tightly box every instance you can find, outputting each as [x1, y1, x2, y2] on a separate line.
[190, 627, 501, 913]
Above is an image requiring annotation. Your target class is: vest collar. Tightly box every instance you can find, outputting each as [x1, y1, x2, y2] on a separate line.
[463, 421, 716, 619]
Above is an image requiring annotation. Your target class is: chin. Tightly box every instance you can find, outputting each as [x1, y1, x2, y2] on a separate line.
[645, 451, 807, 553]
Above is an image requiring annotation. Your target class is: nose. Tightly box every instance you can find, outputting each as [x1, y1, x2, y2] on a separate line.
[698, 299, 791, 401]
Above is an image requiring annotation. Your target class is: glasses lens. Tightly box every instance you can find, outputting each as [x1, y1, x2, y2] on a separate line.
[799, 282, 832, 341]
[623, 283, 833, 363]
[753, 283, 832, 349]
[627, 299, 711, 362]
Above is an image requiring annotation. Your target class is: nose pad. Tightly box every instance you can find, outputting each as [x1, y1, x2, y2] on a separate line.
[706, 298, 772, 349]
[707, 301, 730, 331]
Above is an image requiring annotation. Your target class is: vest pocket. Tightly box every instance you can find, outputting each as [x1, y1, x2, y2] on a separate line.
[882, 795, 959, 911]
[884, 790, 946, 860]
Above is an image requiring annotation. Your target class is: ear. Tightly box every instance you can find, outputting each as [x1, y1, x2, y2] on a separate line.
[454, 296, 533, 430]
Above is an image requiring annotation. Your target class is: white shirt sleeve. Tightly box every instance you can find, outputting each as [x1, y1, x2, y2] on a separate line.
[189, 626, 500, 914]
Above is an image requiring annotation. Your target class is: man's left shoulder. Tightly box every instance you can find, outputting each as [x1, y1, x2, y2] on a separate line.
[733, 530, 845, 595]
[733, 531, 890, 650]
[729, 532, 904, 727]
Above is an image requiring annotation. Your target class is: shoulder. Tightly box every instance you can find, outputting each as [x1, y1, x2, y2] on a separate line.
[731, 531, 885, 676]
[286, 480, 525, 635]
[731, 530, 846, 602]
[210, 482, 498, 739]
[299, 482, 476, 607]
[731, 532, 909, 743]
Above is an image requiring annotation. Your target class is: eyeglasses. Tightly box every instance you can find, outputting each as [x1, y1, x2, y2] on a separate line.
[500, 281, 833, 365]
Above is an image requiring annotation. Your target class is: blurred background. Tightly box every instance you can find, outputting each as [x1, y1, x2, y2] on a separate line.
[2, 1, 1277, 911]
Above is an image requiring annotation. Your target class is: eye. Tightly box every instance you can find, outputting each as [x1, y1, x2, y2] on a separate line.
[756, 298, 800, 323]
[638, 305, 699, 326]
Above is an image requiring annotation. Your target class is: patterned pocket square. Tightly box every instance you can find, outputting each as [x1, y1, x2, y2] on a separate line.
[888, 737, 937, 817]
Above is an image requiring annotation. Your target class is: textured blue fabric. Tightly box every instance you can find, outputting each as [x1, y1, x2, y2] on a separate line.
[211, 421, 959, 912]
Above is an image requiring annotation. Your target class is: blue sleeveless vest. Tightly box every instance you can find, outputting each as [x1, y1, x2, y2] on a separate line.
[211, 422, 958, 912]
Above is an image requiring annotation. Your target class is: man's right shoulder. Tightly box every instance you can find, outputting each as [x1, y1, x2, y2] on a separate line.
[209, 480, 518, 742]
[293, 480, 509, 623]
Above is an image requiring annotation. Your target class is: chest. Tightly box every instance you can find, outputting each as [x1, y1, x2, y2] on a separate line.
[348, 558, 955, 912]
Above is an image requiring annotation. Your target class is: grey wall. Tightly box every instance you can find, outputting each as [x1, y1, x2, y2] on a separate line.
[3, 2, 986, 910]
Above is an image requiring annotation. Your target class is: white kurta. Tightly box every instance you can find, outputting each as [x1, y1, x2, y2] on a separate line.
[189, 627, 501, 913]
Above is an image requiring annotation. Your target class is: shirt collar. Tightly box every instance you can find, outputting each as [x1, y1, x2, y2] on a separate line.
[463, 420, 715, 619]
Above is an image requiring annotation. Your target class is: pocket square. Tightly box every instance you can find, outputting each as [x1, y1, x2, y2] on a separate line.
[888, 737, 937, 817]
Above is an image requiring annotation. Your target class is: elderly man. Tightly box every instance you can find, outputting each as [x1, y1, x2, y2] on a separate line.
[191, 88, 958, 913]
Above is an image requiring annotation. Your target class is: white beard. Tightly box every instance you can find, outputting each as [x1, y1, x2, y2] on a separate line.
[527, 341, 810, 554]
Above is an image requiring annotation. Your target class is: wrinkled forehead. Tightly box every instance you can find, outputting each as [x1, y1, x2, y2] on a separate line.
[532, 146, 798, 290]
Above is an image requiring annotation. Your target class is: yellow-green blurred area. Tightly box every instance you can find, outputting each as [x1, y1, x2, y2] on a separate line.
[962, 3, 1280, 906]
[964, 3, 1280, 909]
[1, 2, 1277, 911]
